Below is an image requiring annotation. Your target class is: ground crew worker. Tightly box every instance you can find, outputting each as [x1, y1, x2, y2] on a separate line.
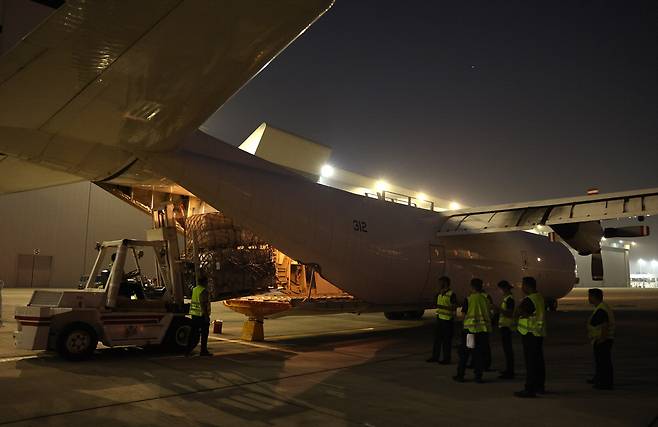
[464, 290, 494, 370]
[587, 288, 615, 390]
[514, 276, 546, 398]
[427, 276, 457, 364]
[497, 280, 515, 379]
[453, 278, 492, 383]
[189, 276, 212, 356]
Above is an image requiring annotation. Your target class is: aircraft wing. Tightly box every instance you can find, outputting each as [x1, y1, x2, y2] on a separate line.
[437, 188, 658, 235]
[0, 155, 82, 193]
[0, 0, 333, 192]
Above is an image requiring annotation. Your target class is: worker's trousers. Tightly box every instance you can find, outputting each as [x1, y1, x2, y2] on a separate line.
[521, 333, 545, 393]
[593, 339, 614, 387]
[191, 315, 210, 352]
[500, 327, 514, 374]
[464, 332, 491, 370]
[431, 318, 454, 362]
[457, 331, 488, 379]
[482, 332, 491, 370]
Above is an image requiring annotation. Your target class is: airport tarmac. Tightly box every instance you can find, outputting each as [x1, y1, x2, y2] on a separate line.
[0, 288, 656, 426]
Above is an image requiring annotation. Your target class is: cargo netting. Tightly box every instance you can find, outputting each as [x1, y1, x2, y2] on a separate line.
[185, 213, 275, 301]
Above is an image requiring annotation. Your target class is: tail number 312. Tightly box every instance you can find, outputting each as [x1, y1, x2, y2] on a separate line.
[353, 220, 368, 233]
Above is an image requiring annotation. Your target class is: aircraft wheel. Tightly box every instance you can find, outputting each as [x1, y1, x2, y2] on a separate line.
[546, 299, 558, 312]
[385, 310, 424, 320]
[165, 317, 199, 352]
[405, 310, 425, 320]
[56, 323, 98, 361]
[384, 312, 403, 320]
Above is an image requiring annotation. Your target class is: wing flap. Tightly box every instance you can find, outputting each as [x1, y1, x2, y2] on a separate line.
[437, 188, 658, 235]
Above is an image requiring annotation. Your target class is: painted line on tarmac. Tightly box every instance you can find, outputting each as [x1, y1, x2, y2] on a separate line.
[207, 336, 297, 354]
[268, 324, 423, 341]
[0, 354, 41, 363]
[268, 326, 376, 341]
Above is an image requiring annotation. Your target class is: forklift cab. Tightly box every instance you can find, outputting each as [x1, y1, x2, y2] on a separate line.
[84, 239, 174, 309]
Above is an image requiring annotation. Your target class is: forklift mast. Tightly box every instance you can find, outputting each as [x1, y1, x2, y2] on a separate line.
[148, 203, 185, 307]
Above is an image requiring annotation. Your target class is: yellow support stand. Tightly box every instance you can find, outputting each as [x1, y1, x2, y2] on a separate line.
[223, 298, 292, 342]
[241, 316, 265, 341]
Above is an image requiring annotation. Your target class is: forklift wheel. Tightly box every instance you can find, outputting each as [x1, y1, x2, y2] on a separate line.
[56, 323, 98, 361]
[166, 317, 199, 352]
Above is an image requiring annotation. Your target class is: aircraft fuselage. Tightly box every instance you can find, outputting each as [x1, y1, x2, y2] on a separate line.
[144, 130, 576, 308]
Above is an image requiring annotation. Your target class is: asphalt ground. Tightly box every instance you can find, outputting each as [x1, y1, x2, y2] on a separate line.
[0, 288, 656, 426]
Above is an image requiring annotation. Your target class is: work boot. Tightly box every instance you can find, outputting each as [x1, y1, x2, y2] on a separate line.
[426, 357, 439, 363]
[514, 390, 536, 398]
[452, 375, 465, 383]
[498, 372, 514, 379]
[438, 360, 451, 365]
[474, 377, 485, 384]
[200, 349, 213, 357]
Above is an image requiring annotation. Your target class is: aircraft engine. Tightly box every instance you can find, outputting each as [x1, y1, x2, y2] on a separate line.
[550, 221, 604, 280]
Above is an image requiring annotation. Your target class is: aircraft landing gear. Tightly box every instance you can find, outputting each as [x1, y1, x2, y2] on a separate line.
[546, 299, 558, 312]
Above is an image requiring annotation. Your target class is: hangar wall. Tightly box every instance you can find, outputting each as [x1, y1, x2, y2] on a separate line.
[0, 182, 151, 288]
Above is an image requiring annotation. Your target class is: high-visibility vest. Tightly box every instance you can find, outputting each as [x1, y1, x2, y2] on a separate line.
[436, 290, 455, 320]
[189, 285, 206, 317]
[463, 293, 492, 333]
[587, 302, 615, 343]
[498, 294, 515, 328]
[517, 292, 545, 337]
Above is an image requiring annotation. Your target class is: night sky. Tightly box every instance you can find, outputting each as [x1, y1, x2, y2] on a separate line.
[204, 1, 657, 266]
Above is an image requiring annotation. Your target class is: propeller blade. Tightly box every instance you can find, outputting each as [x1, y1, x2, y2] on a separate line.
[591, 252, 604, 281]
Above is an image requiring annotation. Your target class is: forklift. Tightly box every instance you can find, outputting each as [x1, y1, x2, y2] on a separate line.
[14, 204, 200, 360]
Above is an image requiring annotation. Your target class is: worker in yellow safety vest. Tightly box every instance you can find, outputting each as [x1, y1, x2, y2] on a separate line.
[464, 290, 495, 371]
[514, 276, 546, 398]
[453, 278, 491, 383]
[587, 288, 615, 390]
[188, 276, 212, 356]
[496, 280, 516, 379]
[427, 276, 457, 364]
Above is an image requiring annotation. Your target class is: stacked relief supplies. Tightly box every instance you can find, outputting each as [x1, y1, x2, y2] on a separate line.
[185, 213, 275, 300]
